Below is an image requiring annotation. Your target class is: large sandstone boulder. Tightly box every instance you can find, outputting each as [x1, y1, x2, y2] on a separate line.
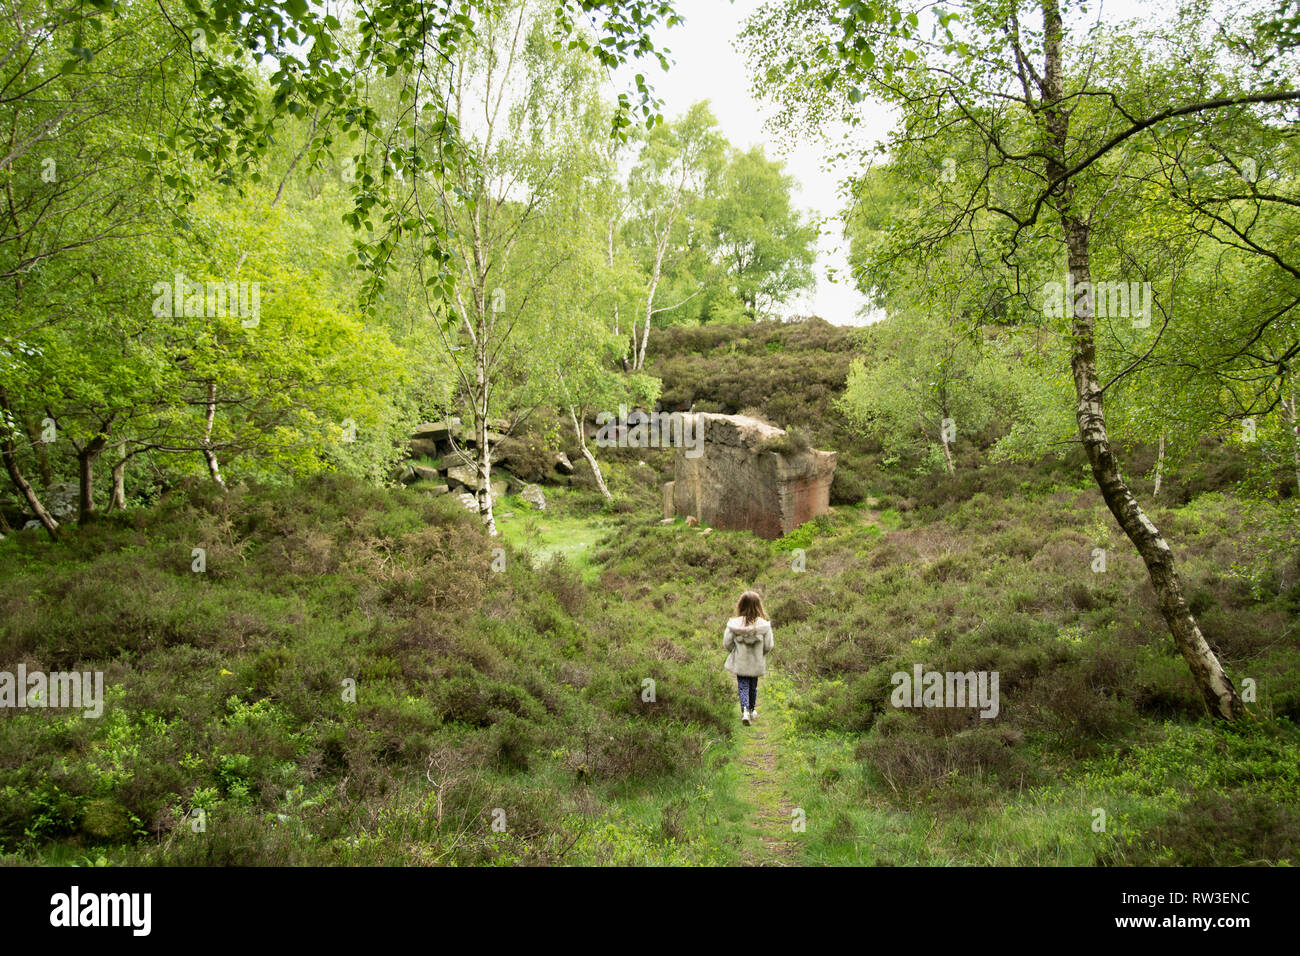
[412, 419, 462, 443]
[408, 438, 440, 459]
[453, 479, 507, 513]
[444, 463, 508, 500]
[445, 464, 478, 490]
[665, 414, 835, 539]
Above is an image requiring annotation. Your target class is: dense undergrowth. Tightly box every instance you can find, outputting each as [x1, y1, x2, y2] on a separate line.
[600, 487, 1300, 864]
[0, 476, 744, 865]
[1, 322, 1297, 866]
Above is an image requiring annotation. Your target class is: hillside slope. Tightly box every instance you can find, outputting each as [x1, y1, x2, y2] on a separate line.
[0, 478, 747, 865]
[1, 326, 1297, 866]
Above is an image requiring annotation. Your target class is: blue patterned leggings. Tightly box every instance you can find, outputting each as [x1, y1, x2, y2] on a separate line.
[736, 676, 759, 711]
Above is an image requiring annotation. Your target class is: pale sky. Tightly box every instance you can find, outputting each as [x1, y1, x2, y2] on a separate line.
[616, 0, 881, 325]
[609, 0, 1188, 325]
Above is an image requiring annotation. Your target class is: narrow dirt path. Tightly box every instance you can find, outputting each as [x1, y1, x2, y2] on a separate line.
[736, 678, 801, 866]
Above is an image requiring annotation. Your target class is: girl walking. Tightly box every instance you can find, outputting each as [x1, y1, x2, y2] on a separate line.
[723, 590, 774, 726]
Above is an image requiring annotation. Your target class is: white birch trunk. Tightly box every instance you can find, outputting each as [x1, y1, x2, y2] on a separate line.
[1043, 0, 1239, 719]
[570, 405, 611, 501]
[202, 381, 226, 490]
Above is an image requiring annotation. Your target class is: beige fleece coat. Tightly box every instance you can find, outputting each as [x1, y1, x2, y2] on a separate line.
[723, 616, 774, 677]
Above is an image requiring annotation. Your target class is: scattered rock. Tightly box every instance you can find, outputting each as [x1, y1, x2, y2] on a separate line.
[659, 517, 675, 525]
[492, 435, 556, 482]
[520, 484, 546, 511]
[406, 419, 588, 494]
[699, 527, 713, 536]
[412, 419, 461, 443]
[410, 464, 442, 483]
[445, 464, 478, 490]
[44, 481, 79, 521]
[455, 484, 508, 512]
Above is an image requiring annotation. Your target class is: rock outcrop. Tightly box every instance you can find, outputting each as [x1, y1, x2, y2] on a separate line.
[663, 414, 835, 539]
[399, 417, 574, 494]
[21, 481, 78, 529]
[520, 484, 547, 511]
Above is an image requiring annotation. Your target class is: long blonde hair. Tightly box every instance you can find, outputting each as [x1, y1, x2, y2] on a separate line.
[736, 590, 767, 626]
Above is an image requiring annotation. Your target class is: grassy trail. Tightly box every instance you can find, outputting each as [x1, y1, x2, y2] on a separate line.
[736, 675, 803, 865]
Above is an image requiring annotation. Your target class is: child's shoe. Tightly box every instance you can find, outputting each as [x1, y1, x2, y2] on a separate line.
[741, 708, 751, 725]
[750, 708, 758, 721]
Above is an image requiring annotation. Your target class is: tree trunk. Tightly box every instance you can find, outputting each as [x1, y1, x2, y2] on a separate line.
[1, 450, 57, 538]
[28, 412, 53, 485]
[1285, 384, 1300, 496]
[918, 407, 955, 474]
[637, 284, 655, 371]
[474, 412, 497, 537]
[608, 218, 627, 364]
[0, 390, 58, 540]
[75, 435, 107, 525]
[1043, 0, 1239, 720]
[1153, 432, 1166, 498]
[108, 441, 128, 512]
[637, 272, 659, 371]
[636, 230, 670, 371]
[473, 343, 497, 537]
[570, 405, 611, 501]
[202, 381, 227, 489]
[628, 310, 638, 372]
